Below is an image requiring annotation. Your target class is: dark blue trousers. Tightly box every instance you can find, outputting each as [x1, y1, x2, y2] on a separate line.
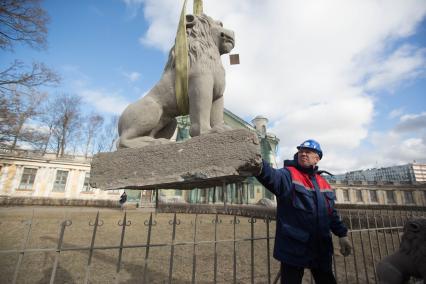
[280, 262, 337, 284]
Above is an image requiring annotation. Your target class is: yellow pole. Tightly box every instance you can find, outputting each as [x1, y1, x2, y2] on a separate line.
[193, 0, 203, 15]
[175, 0, 189, 115]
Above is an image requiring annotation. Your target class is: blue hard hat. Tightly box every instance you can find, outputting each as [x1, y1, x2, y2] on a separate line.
[297, 139, 323, 159]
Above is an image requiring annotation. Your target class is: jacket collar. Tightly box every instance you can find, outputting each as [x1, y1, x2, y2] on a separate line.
[284, 153, 318, 176]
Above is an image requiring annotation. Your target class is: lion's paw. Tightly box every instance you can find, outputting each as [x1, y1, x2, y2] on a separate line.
[210, 124, 232, 133]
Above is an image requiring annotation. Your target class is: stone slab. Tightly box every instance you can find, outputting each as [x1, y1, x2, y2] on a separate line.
[90, 129, 262, 190]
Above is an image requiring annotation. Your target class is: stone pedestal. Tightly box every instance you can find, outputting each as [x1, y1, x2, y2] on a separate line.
[90, 129, 262, 190]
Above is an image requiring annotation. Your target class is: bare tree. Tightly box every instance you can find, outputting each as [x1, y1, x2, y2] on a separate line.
[0, 0, 49, 51]
[38, 95, 57, 154]
[0, 0, 58, 92]
[96, 115, 119, 153]
[0, 92, 15, 146]
[0, 0, 59, 150]
[45, 93, 82, 157]
[0, 60, 59, 94]
[10, 91, 46, 149]
[0, 60, 59, 149]
[69, 128, 83, 156]
[0, 88, 47, 149]
[83, 113, 104, 158]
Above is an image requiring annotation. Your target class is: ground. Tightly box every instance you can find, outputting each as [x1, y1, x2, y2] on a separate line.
[0, 206, 281, 284]
[0, 206, 412, 283]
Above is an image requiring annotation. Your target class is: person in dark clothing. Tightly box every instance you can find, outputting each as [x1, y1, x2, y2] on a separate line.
[255, 139, 351, 284]
[119, 191, 127, 211]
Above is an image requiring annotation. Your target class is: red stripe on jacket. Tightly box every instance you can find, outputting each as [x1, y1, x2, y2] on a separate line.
[286, 166, 332, 192]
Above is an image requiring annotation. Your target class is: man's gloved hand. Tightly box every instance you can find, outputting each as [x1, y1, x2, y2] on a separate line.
[256, 159, 263, 176]
[339, 236, 352, 257]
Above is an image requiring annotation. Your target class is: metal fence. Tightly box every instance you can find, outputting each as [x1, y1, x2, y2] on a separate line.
[334, 208, 425, 284]
[0, 207, 425, 283]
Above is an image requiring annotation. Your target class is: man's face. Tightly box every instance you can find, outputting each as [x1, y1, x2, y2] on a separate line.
[297, 148, 320, 168]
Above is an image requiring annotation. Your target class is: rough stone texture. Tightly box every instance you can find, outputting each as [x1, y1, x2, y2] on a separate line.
[90, 129, 262, 190]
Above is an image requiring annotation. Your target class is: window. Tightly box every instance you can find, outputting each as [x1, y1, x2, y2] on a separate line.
[356, 190, 363, 202]
[53, 170, 68, 192]
[82, 172, 93, 192]
[369, 190, 378, 203]
[343, 190, 350, 202]
[18, 168, 37, 190]
[386, 191, 396, 204]
[175, 189, 182, 196]
[404, 191, 414, 204]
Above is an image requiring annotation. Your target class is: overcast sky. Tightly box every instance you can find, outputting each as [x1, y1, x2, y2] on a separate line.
[3, 0, 426, 173]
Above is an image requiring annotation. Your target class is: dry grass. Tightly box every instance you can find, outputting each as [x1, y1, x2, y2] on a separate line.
[0, 206, 281, 284]
[0, 206, 410, 284]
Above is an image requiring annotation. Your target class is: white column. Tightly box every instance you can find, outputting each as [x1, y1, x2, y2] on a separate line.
[45, 168, 56, 197]
[0, 165, 10, 195]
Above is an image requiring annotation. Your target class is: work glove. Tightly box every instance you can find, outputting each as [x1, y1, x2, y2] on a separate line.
[256, 159, 263, 176]
[339, 236, 352, 257]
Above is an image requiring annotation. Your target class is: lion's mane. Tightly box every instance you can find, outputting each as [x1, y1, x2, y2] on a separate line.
[164, 14, 222, 73]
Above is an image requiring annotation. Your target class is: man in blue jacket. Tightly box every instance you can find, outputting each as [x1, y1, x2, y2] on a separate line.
[256, 139, 351, 284]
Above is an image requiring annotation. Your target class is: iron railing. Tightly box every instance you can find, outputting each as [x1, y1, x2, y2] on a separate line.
[0, 207, 425, 283]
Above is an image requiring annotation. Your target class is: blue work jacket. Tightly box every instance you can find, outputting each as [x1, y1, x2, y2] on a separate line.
[256, 159, 348, 270]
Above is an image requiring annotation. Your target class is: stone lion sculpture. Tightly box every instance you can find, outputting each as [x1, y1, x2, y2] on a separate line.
[117, 13, 235, 148]
[376, 217, 426, 284]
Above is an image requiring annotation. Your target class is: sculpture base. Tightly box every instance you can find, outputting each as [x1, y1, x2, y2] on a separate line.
[90, 129, 262, 190]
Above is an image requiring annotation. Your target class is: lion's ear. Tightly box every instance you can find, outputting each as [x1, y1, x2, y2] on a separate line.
[186, 14, 196, 28]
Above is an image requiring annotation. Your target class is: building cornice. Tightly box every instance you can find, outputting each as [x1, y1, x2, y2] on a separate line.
[0, 153, 91, 167]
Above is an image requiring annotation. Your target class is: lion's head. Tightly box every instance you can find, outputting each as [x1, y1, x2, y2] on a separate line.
[165, 13, 235, 71]
[400, 218, 426, 268]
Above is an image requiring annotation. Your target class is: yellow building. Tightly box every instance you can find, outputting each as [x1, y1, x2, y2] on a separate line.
[332, 182, 426, 206]
[0, 149, 123, 206]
